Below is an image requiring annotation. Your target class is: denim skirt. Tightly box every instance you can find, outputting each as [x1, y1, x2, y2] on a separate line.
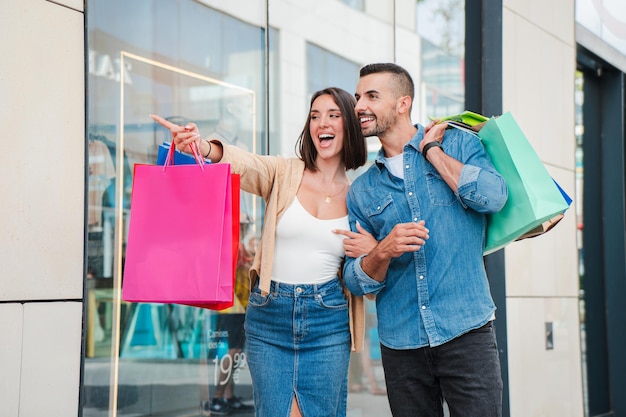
[244, 277, 351, 417]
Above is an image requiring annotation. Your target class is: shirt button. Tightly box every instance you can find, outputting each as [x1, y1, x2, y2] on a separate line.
[405, 164, 410, 169]
[421, 305, 426, 310]
[413, 218, 418, 222]
[377, 206, 381, 210]
[419, 275, 424, 280]
[408, 192, 413, 196]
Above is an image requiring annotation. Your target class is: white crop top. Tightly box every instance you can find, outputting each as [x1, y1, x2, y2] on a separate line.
[272, 197, 348, 284]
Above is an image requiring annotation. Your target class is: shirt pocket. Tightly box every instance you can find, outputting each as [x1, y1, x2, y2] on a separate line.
[363, 193, 401, 239]
[424, 168, 457, 206]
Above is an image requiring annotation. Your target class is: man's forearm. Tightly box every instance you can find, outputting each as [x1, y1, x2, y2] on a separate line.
[425, 147, 462, 192]
[360, 247, 392, 282]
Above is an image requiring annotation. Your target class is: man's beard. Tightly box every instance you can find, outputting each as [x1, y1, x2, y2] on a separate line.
[362, 111, 397, 138]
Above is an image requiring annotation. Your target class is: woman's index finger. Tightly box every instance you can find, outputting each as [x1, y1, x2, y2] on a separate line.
[150, 114, 178, 129]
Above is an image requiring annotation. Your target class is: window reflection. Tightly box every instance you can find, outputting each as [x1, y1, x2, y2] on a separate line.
[416, 0, 466, 119]
[421, 38, 465, 118]
[85, 2, 266, 416]
[339, 0, 365, 11]
[306, 43, 361, 103]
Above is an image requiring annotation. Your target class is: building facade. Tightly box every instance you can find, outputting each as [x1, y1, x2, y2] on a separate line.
[1, 0, 624, 416]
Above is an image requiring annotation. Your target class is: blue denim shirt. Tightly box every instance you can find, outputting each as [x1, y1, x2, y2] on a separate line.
[343, 124, 507, 349]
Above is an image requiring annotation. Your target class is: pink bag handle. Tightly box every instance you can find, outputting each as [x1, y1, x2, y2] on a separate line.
[163, 139, 205, 172]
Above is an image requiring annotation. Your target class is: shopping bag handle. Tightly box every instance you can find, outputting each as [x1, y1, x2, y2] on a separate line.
[163, 140, 205, 172]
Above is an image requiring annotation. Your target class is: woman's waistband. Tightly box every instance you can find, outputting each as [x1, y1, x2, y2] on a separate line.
[263, 276, 342, 296]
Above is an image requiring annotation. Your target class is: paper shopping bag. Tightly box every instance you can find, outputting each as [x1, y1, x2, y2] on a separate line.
[156, 141, 240, 310]
[195, 173, 240, 311]
[514, 179, 572, 240]
[122, 155, 236, 307]
[477, 112, 571, 254]
[156, 142, 240, 309]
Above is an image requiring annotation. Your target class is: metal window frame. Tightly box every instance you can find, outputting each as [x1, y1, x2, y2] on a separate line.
[578, 45, 626, 417]
[465, 2, 510, 417]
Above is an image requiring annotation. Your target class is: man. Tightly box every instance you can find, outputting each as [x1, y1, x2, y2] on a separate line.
[342, 63, 508, 417]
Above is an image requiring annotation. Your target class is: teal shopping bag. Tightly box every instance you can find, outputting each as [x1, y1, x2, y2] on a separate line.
[477, 112, 571, 254]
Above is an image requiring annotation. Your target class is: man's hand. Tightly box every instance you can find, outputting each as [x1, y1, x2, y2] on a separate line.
[419, 120, 447, 153]
[361, 221, 429, 282]
[375, 221, 429, 258]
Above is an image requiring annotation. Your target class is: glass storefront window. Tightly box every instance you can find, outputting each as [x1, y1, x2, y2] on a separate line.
[574, 69, 586, 417]
[306, 43, 360, 100]
[420, 38, 465, 117]
[85, 2, 268, 416]
[416, 0, 465, 120]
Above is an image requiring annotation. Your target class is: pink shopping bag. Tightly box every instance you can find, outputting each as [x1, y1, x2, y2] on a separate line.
[194, 173, 240, 311]
[122, 145, 235, 306]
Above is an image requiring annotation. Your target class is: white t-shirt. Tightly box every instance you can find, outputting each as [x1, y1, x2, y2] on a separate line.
[272, 197, 348, 284]
[385, 153, 404, 179]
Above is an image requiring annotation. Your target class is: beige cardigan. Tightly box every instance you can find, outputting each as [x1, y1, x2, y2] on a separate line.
[218, 143, 365, 352]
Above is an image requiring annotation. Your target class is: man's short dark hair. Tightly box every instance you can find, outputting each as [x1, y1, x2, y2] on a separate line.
[360, 63, 415, 101]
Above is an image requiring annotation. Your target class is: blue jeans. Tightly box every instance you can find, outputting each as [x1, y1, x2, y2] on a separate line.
[380, 321, 503, 417]
[244, 277, 351, 417]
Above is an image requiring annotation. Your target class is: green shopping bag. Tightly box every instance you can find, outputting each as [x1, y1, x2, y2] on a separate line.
[477, 112, 571, 254]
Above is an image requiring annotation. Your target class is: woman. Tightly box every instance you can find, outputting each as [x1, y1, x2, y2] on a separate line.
[151, 87, 376, 417]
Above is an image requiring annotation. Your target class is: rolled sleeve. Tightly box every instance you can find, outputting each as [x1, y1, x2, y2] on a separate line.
[458, 164, 507, 213]
[343, 255, 385, 296]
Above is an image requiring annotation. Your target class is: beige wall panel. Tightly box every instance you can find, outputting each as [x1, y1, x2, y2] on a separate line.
[504, 3, 576, 170]
[507, 297, 584, 417]
[0, 304, 23, 417]
[534, 36, 575, 171]
[0, 0, 85, 301]
[503, 2, 578, 296]
[542, 43, 577, 170]
[503, 10, 576, 167]
[503, 10, 541, 119]
[505, 219, 578, 297]
[552, 0, 576, 44]
[19, 302, 83, 417]
[504, 0, 531, 18]
[503, 3, 582, 416]
[505, 0, 575, 44]
[48, 0, 84, 12]
[503, 4, 578, 298]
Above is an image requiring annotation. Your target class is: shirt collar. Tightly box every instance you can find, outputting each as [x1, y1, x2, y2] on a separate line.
[373, 124, 425, 169]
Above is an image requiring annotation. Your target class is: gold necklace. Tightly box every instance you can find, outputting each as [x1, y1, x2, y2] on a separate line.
[324, 183, 348, 203]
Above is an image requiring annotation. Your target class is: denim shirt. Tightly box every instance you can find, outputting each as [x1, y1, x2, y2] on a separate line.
[343, 124, 507, 349]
